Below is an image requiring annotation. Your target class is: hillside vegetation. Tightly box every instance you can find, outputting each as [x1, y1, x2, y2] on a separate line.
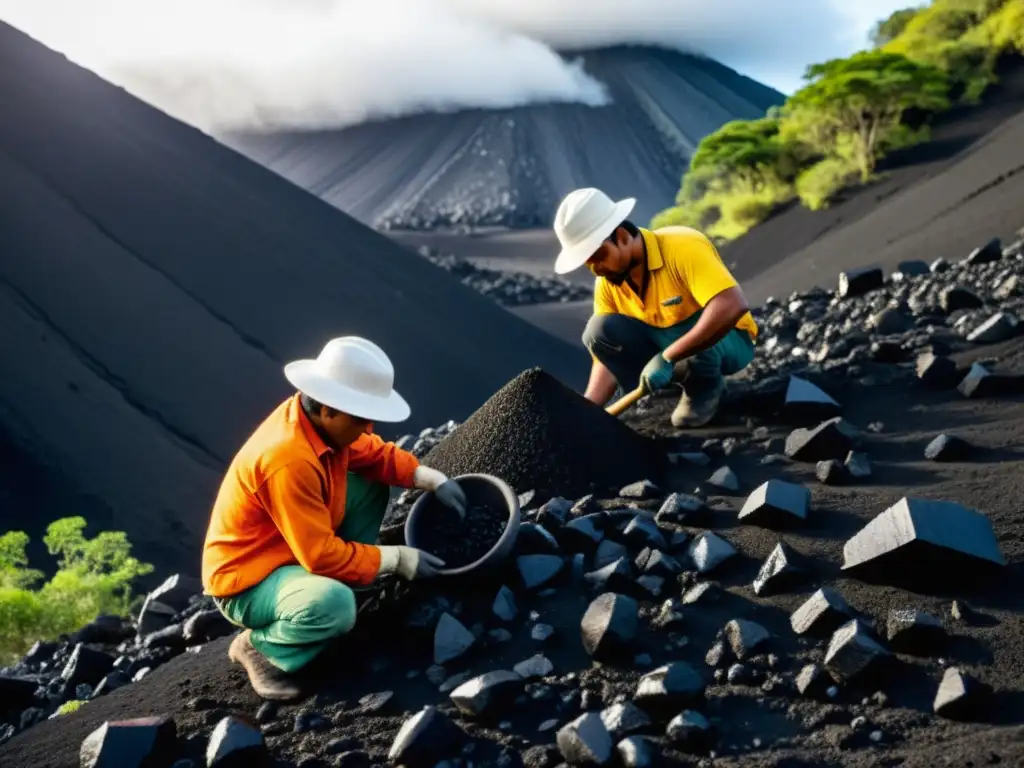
[652, 0, 1024, 241]
[0, 518, 152, 663]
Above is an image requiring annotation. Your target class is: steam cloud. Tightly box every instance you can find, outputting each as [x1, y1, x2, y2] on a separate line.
[0, 0, 908, 133]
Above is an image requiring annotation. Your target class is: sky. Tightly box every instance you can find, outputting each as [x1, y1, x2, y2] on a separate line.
[0, 0, 918, 133]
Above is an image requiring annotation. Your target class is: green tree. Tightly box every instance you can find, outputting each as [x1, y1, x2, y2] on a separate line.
[784, 51, 951, 181]
[871, 6, 924, 47]
[0, 518, 152, 663]
[0, 531, 44, 589]
[897, 0, 1007, 46]
[44, 517, 151, 589]
[974, 0, 1024, 52]
[689, 118, 784, 193]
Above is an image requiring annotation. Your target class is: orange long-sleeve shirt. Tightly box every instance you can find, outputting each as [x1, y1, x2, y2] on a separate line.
[201, 394, 420, 598]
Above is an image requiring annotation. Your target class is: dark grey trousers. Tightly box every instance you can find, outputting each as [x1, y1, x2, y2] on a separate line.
[582, 311, 755, 394]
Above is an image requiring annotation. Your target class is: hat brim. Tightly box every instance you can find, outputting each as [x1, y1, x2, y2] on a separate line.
[283, 360, 411, 423]
[553, 197, 636, 275]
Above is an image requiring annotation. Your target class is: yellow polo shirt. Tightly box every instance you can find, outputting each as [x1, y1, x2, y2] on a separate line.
[593, 226, 758, 339]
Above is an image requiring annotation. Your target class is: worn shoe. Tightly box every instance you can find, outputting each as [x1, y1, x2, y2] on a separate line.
[227, 629, 303, 701]
[671, 377, 726, 428]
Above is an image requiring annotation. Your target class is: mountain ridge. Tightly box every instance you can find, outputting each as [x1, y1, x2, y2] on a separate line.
[0, 20, 587, 573]
[222, 44, 784, 231]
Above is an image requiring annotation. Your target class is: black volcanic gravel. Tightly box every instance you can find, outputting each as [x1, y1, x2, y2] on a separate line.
[421, 368, 662, 499]
[418, 246, 593, 307]
[416, 503, 507, 569]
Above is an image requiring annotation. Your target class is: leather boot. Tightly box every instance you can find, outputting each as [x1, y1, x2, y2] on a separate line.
[228, 630, 304, 701]
[671, 376, 726, 428]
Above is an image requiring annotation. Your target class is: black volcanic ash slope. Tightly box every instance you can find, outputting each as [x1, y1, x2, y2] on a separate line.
[0, 22, 586, 574]
[222, 45, 784, 231]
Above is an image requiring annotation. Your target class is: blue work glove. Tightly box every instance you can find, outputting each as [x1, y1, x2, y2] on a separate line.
[640, 352, 675, 394]
[413, 466, 467, 518]
[434, 479, 467, 517]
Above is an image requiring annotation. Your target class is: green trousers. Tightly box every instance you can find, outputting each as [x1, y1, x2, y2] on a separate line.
[214, 472, 389, 673]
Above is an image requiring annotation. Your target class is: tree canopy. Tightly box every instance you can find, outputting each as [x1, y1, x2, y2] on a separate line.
[871, 7, 924, 47]
[688, 118, 784, 190]
[0, 517, 152, 662]
[652, 0, 1023, 240]
[785, 51, 950, 180]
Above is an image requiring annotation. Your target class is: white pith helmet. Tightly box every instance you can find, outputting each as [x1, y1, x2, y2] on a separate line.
[283, 336, 410, 422]
[552, 187, 636, 274]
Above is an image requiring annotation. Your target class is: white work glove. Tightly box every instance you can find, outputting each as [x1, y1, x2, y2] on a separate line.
[413, 466, 467, 518]
[377, 545, 446, 581]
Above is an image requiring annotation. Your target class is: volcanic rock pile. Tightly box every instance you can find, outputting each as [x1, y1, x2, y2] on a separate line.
[395, 418, 461, 458]
[420, 368, 664, 500]
[417, 246, 593, 307]
[740, 234, 1024, 387]
[2, 228, 1023, 767]
[3, 458, 1009, 765]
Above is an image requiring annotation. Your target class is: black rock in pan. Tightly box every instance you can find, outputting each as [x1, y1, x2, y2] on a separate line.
[415, 504, 508, 569]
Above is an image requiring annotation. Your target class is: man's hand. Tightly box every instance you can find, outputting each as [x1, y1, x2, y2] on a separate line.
[434, 479, 467, 516]
[640, 352, 674, 393]
[413, 466, 467, 517]
[377, 545, 446, 580]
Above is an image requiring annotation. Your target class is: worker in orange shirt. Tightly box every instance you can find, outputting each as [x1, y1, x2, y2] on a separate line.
[201, 336, 467, 701]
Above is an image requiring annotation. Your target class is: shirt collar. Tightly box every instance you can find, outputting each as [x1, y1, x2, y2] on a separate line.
[290, 393, 332, 457]
[639, 228, 664, 271]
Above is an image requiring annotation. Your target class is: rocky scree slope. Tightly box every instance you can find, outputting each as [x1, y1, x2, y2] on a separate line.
[3, 228, 1024, 767]
[415, 246, 592, 308]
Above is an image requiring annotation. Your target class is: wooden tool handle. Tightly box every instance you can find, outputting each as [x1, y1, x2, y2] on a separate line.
[605, 385, 646, 416]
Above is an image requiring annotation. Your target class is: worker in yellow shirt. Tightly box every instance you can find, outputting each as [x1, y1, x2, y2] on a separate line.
[552, 188, 758, 428]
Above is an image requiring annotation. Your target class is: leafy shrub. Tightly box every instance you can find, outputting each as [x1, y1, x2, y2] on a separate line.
[786, 51, 951, 181]
[652, 178, 791, 241]
[871, 7, 924, 47]
[981, 0, 1024, 52]
[650, 204, 698, 230]
[55, 700, 85, 716]
[0, 517, 152, 663]
[914, 38, 995, 100]
[961, 0, 1024, 95]
[795, 158, 862, 210]
[712, 180, 794, 239]
[0, 588, 46, 664]
[886, 0, 1022, 101]
[715, 196, 775, 239]
[655, 0, 1022, 239]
